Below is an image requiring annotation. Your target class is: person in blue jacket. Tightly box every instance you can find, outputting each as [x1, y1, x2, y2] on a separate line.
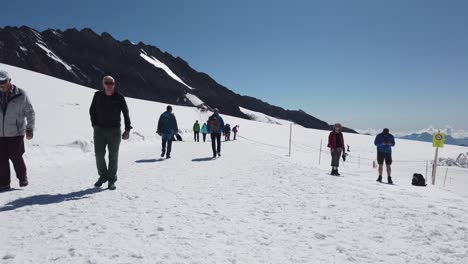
[374, 128, 395, 184]
[207, 108, 224, 158]
[157, 105, 178, 159]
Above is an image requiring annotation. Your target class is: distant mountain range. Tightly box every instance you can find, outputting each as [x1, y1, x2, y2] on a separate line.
[399, 132, 468, 147]
[0, 26, 356, 133]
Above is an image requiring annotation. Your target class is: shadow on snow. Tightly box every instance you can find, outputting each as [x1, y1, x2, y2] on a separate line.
[135, 158, 165, 163]
[192, 157, 215, 162]
[0, 188, 103, 212]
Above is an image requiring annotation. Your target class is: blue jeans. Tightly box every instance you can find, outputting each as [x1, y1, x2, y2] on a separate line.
[162, 134, 174, 156]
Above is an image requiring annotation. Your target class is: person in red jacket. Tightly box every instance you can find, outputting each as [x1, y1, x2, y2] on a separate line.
[327, 123, 346, 176]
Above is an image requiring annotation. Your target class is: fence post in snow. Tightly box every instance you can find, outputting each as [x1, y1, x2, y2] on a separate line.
[288, 123, 292, 157]
[425, 160, 428, 179]
[319, 139, 322, 165]
[432, 145, 439, 185]
[443, 167, 449, 188]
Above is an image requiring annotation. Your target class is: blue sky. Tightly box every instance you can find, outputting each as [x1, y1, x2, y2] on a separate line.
[1, 0, 467, 131]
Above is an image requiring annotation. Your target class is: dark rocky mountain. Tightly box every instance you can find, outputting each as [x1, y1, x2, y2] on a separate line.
[0, 26, 356, 133]
[400, 132, 468, 147]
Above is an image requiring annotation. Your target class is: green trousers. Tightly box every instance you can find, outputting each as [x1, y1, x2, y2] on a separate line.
[93, 127, 121, 183]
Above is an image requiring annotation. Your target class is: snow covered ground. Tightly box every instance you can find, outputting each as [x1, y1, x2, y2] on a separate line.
[0, 63, 467, 264]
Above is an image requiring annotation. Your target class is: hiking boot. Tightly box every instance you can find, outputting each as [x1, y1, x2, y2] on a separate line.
[376, 175, 382, 182]
[335, 169, 341, 176]
[161, 151, 166, 158]
[388, 176, 393, 184]
[166, 155, 171, 159]
[0, 185, 11, 192]
[108, 182, 116, 190]
[94, 179, 106, 188]
[217, 152, 221, 157]
[331, 169, 336, 175]
[19, 179, 29, 187]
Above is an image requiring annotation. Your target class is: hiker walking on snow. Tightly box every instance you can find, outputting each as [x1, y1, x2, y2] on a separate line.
[224, 124, 231, 141]
[157, 105, 178, 159]
[0, 70, 35, 192]
[193, 120, 200, 142]
[201, 123, 208, 142]
[207, 108, 224, 158]
[232, 125, 239, 140]
[374, 128, 395, 184]
[90, 76, 132, 191]
[327, 123, 346, 176]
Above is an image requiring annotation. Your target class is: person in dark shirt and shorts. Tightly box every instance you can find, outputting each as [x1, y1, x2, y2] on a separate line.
[374, 128, 395, 184]
[89, 76, 132, 190]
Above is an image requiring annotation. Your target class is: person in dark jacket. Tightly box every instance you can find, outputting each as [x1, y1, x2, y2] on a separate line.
[232, 125, 239, 140]
[0, 70, 35, 191]
[374, 128, 395, 184]
[327, 123, 346, 176]
[157, 105, 178, 159]
[193, 120, 200, 142]
[207, 108, 224, 158]
[89, 76, 132, 190]
[224, 124, 231, 141]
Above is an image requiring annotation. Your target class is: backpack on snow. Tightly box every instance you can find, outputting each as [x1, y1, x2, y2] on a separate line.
[208, 116, 220, 132]
[412, 173, 427, 187]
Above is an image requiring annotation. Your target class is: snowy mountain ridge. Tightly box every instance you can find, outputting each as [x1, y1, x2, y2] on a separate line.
[0, 25, 356, 133]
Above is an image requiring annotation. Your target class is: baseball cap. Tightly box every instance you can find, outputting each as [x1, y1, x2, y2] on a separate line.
[0, 70, 11, 81]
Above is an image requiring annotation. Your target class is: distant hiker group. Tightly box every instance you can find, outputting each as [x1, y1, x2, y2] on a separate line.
[0, 70, 401, 192]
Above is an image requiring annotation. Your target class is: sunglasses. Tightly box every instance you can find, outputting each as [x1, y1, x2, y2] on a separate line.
[0, 79, 8, 85]
[104, 82, 115, 85]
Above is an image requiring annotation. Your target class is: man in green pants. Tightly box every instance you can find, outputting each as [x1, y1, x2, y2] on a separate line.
[89, 76, 132, 190]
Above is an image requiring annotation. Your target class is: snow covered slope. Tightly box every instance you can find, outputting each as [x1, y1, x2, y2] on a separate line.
[0, 63, 467, 264]
[240, 107, 291, 125]
[140, 50, 194, 90]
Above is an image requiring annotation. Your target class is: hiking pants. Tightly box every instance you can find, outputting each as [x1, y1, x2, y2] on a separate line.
[0, 136, 27, 187]
[331, 148, 343, 167]
[93, 127, 121, 184]
[211, 133, 221, 155]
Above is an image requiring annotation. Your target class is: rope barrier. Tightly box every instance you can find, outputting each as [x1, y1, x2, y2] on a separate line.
[239, 135, 430, 164]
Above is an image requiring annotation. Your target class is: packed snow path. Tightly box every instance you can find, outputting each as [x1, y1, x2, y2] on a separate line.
[0, 139, 467, 264]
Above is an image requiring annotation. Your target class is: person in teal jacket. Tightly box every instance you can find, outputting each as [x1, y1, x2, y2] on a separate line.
[201, 123, 208, 142]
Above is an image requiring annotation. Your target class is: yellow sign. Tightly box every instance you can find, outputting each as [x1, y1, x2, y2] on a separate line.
[433, 133, 445, 148]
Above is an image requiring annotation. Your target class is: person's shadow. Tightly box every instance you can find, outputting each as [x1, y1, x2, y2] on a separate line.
[135, 158, 165, 163]
[0, 188, 103, 212]
[192, 157, 215, 162]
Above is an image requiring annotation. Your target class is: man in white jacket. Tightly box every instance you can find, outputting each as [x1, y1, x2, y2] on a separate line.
[0, 70, 35, 191]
